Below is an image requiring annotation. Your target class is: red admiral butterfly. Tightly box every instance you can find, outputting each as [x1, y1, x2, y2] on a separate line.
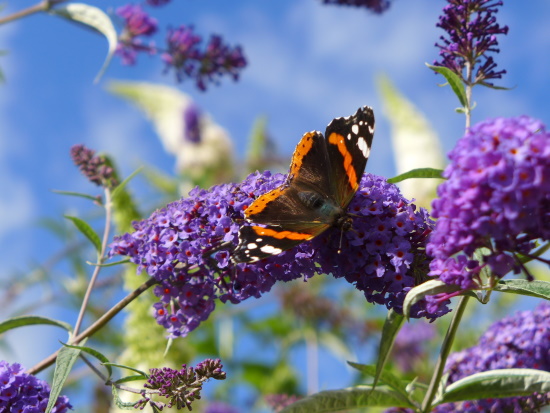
[232, 106, 375, 263]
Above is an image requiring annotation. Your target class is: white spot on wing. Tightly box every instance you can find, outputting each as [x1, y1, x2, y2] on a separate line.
[357, 137, 370, 158]
[260, 245, 283, 255]
[352, 124, 359, 135]
[256, 238, 263, 242]
[247, 243, 258, 249]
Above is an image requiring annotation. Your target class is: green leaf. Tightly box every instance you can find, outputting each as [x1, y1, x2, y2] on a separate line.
[114, 374, 148, 384]
[280, 386, 416, 412]
[435, 369, 550, 405]
[494, 279, 550, 300]
[46, 340, 85, 413]
[373, 310, 405, 390]
[51, 190, 100, 202]
[403, 280, 462, 319]
[89, 258, 131, 267]
[0, 315, 72, 335]
[387, 168, 445, 184]
[347, 362, 412, 400]
[426, 63, 468, 108]
[102, 362, 148, 378]
[112, 385, 136, 410]
[110, 166, 143, 201]
[478, 81, 513, 91]
[49, 3, 117, 83]
[62, 342, 112, 380]
[64, 215, 102, 253]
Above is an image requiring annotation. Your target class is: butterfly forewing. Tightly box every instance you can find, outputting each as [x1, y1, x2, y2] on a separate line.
[325, 106, 375, 207]
[244, 131, 335, 226]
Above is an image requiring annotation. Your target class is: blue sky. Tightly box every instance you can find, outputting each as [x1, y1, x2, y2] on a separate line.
[1, 0, 549, 385]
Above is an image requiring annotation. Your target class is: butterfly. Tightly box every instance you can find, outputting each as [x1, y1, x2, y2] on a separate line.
[232, 106, 375, 263]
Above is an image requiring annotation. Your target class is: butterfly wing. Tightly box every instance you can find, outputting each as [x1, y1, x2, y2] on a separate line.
[324, 106, 375, 208]
[244, 131, 335, 227]
[232, 224, 321, 263]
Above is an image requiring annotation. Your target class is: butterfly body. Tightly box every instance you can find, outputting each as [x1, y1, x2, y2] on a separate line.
[233, 106, 375, 263]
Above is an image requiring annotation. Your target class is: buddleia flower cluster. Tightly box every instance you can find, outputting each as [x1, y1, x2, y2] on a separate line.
[115, 4, 246, 90]
[0, 361, 72, 412]
[320, 0, 391, 13]
[441, 302, 550, 411]
[426, 116, 550, 312]
[135, 359, 226, 410]
[434, 0, 509, 86]
[110, 171, 447, 337]
[70, 144, 118, 189]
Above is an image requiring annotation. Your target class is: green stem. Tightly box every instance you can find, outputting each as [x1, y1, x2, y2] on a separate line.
[26, 276, 159, 375]
[0, 0, 67, 25]
[421, 295, 470, 412]
[74, 188, 113, 336]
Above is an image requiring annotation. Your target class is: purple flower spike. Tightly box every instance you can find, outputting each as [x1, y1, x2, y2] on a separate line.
[146, 0, 171, 6]
[162, 26, 247, 90]
[111, 171, 446, 337]
[434, 0, 508, 86]
[441, 303, 550, 412]
[427, 116, 550, 303]
[116, 4, 158, 65]
[135, 359, 226, 411]
[0, 361, 72, 413]
[320, 0, 391, 13]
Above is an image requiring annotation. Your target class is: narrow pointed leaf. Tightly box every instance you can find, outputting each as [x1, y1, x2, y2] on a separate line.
[426, 63, 468, 108]
[51, 190, 100, 202]
[46, 340, 85, 413]
[50, 3, 117, 83]
[373, 310, 405, 390]
[102, 362, 148, 377]
[88, 258, 130, 267]
[114, 374, 148, 384]
[110, 166, 143, 200]
[64, 215, 102, 253]
[280, 385, 416, 413]
[62, 342, 112, 380]
[435, 369, 550, 405]
[387, 168, 444, 183]
[112, 385, 136, 409]
[347, 362, 411, 399]
[494, 279, 550, 300]
[0, 315, 72, 335]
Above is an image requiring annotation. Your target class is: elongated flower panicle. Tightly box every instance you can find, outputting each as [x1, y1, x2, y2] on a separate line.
[441, 303, 550, 411]
[427, 116, 550, 296]
[320, 0, 391, 13]
[162, 26, 247, 91]
[0, 361, 72, 412]
[110, 171, 445, 337]
[70, 144, 118, 189]
[135, 359, 226, 410]
[434, 0, 508, 86]
[116, 4, 158, 65]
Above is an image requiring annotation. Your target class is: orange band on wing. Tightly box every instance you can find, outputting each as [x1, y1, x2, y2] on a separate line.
[244, 187, 284, 218]
[290, 132, 316, 176]
[328, 132, 358, 190]
[252, 226, 313, 241]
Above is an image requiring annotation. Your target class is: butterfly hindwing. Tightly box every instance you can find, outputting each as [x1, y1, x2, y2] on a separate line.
[325, 106, 375, 207]
[232, 224, 328, 263]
